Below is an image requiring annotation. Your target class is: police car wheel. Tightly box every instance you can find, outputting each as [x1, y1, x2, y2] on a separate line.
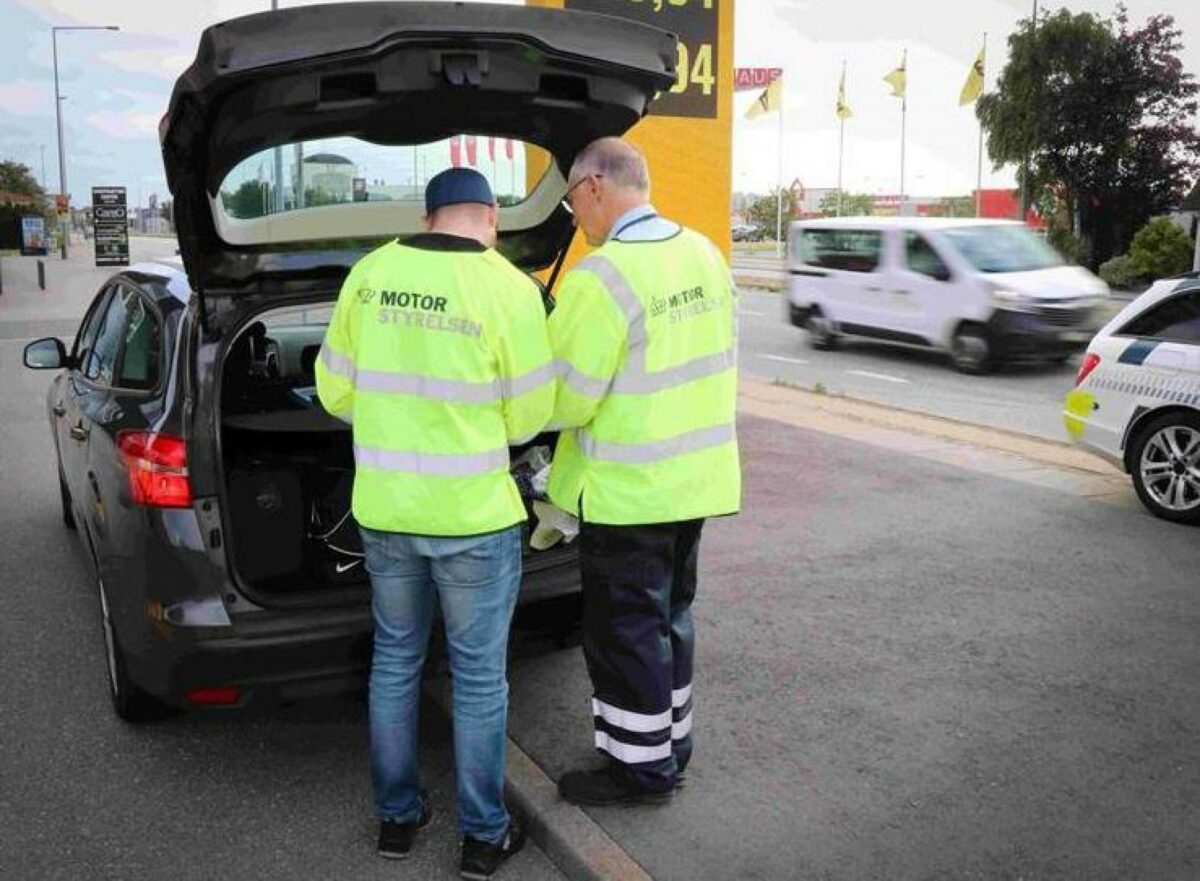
[950, 325, 993, 375]
[1129, 412, 1200, 524]
[805, 310, 838, 350]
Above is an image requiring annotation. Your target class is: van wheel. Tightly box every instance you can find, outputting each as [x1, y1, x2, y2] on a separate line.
[97, 574, 172, 722]
[1129, 413, 1200, 525]
[806, 310, 838, 350]
[59, 469, 76, 531]
[950, 325, 993, 374]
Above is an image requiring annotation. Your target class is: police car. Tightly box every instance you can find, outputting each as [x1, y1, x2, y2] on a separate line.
[1064, 274, 1200, 523]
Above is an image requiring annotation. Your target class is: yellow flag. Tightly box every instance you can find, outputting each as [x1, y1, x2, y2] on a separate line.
[745, 77, 782, 120]
[959, 45, 986, 105]
[836, 70, 853, 120]
[883, 56, 906, 99]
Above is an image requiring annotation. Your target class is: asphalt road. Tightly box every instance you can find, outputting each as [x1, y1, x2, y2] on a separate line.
[0, 312, 563, 879]
[508, 413, 1200, 880]
[736, 287, 1083, 442]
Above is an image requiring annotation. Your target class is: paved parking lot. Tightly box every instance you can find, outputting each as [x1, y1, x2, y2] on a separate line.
[3, 244, 1198, 880]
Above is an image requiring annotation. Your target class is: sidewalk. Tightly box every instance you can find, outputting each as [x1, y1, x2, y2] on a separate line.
[0, 236, 178, 338]
[498, 378, 1199, 880]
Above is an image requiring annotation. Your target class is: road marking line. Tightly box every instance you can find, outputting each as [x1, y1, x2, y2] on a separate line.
[760, 354, 809, 366]
[740, 309, 766, 316]
[846, 369, 910, 384]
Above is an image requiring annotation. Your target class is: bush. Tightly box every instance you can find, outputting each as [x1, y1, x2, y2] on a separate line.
[1046, 223, 1086, 265]
[1126, 217, 1193, 281]
[1098, 255, 1141, 291]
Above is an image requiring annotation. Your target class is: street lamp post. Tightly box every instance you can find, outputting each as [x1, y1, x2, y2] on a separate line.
[52, 24, 120, 260]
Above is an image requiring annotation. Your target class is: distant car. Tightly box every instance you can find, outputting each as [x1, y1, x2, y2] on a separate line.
[1065, 274, 1200, 523]
[20, 2, 675, 720]
[785, 217, 1109, 373]
[732, 223, 761, 242]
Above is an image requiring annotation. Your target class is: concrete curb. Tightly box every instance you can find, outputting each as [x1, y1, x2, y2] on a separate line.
[425, 683, 652, 881]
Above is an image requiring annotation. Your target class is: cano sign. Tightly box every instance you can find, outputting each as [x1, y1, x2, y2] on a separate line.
[92, 187, 130, 267]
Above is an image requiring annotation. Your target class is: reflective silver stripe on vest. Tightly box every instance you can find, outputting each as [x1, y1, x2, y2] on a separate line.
[554, 359, 610, 399]
[578, 422, 735, 464]
[323, 345, 553, 405]
[577, 255, 647, 371]
[609, 347, 736, 395]
[503, 362, 556, 400]
[354, 444, 509, 476]
[320, 345, 355, 380]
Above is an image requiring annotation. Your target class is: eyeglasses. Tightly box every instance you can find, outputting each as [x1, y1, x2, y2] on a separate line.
[562, 173, 602, 215]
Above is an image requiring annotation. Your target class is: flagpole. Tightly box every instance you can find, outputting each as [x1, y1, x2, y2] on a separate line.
[837, 61, 846, 216]
[899, 49, 907, 215]
[976, 32, 987, 217]
[776, 82, 785, 257]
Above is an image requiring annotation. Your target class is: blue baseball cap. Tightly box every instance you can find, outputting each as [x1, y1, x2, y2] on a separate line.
[424, 167, 495, 215]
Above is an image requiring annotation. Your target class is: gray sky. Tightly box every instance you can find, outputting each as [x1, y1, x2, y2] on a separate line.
[1, 0, 1198, 206]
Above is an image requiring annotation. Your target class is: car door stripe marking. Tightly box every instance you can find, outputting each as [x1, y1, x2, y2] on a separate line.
[1118, 338, 1160, 366]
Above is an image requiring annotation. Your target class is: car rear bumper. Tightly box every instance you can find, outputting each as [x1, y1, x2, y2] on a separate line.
[128, 554, 580, 708]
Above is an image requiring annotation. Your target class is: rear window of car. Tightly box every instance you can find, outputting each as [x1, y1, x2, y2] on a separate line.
[797, 228, 883, 273]
[214, 134, 557, 246]
[1118, 291, 1200, 344]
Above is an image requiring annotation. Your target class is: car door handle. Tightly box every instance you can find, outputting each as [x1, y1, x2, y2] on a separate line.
[70, 425, 90, 442]
[893, 289, 910, 295]
[52, 404, 66, 417]
[865, 286, 882, 292]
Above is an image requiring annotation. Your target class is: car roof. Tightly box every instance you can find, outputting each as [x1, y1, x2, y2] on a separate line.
[124, 258, 192, 304]
[791, 217, 1023, 231]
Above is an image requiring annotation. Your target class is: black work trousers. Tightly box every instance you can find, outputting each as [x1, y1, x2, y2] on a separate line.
[579, 518, 704, 791]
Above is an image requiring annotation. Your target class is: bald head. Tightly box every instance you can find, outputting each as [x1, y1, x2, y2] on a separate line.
[566, 137, 653, 245]
[569, 137, 651, 196]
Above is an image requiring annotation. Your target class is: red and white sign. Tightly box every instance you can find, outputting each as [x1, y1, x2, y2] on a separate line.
[735, 67, 783, 93]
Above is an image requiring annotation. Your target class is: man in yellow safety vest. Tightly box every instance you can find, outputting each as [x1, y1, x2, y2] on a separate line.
[317, 167, 552, 877]
[547, 137, 741, 806]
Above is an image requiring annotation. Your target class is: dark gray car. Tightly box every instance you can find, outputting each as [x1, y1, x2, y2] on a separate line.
[23, 2, 676, 721]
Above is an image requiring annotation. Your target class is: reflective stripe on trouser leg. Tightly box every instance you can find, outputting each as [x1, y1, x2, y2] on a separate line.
[580, 521, 681, 790]
[670, 519, 704, 774]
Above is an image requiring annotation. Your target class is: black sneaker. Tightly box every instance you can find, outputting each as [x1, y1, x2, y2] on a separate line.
[377, 797, 432, 860]
[557, 764, 675, 807]
[460, 818, 527, 880]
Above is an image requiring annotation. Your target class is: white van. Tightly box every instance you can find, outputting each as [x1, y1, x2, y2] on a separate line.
[785, 217, 1110, 373]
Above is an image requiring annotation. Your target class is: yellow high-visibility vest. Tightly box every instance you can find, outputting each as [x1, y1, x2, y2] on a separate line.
[317, 235, 554, 536]
[547, 227, 740, 524]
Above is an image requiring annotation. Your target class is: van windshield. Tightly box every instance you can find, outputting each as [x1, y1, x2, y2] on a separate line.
[940, 225, 1063, 274]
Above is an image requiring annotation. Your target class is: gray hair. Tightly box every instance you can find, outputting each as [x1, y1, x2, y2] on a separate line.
[569, 137, 650, 193]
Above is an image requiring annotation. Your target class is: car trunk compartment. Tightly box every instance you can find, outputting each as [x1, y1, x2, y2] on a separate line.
[216, 307, 576, 607]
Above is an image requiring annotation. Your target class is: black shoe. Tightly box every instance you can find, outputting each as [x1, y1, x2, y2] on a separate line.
[558, 765, 675, 807]
[460, 818, 527, 880]
[377, 797, 432, 860]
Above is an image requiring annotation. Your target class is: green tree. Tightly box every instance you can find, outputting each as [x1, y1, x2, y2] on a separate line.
[221, 180, 269, 218]
[817, 189, 874, 217]
[0, 160, 46, 203]
[745, 188, 796, 239]
[978, 5, 1200, 268]
[1126, 217, 1194, 280]
[924, 196, 975, 218]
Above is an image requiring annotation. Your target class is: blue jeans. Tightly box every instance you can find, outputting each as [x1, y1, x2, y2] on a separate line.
[360, 524, 523, 843]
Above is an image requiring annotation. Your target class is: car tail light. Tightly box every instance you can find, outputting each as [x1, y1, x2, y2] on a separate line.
[116, 432, 192, 508]
[1075, 353, 1101, 387]
[185, 687, 241, 706]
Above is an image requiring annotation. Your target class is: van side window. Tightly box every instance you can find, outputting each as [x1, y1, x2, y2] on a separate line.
[800, 229, 882, 273]
[1118, 291, 1200, 344]
[904, 233, 951, 281]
